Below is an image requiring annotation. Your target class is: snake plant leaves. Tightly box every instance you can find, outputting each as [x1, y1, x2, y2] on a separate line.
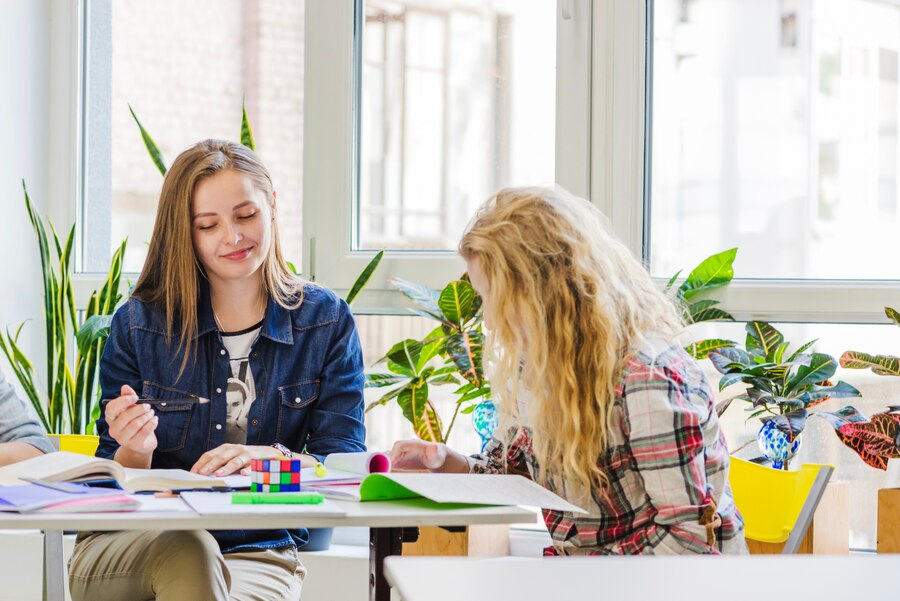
[240, 101, 255, 150]
[678, 247, 738, 301]
[761, 409, 808, 442]
[438, 280, 476, 330]
[345, 251, 383, 306]
[839, 351, 900, 376]
[128, 104, 167, 176]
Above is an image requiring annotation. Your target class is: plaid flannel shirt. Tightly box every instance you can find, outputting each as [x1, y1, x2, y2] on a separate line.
[469, 339, 746, 555]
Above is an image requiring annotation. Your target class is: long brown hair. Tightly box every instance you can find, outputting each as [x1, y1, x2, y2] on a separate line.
[459, 187, 684, 493]
[133, 139, 303, 373]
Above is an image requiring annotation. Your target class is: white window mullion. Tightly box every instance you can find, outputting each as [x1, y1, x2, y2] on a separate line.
[589, 0, 647, 258]
[555, 0, 592, 200]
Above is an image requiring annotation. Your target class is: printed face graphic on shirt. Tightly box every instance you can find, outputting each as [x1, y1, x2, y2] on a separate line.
[225, 357, 256, 440]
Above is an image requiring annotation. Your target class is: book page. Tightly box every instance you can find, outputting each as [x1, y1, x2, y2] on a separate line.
[122, 469, 228, 493]
[0, 451, 123, 486]
[362, 473, 587, 513]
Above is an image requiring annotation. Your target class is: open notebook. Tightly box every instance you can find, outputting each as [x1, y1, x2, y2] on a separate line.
[0, 451, 228, 493]
[304, 455, 586, 513]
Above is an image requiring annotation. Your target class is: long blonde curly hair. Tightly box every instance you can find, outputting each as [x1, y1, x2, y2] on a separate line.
[459, 187, 684, 493]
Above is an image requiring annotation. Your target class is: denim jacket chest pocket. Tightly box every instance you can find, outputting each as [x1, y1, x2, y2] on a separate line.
[141, 381, 195, 453]
[276, 379, 320, 443]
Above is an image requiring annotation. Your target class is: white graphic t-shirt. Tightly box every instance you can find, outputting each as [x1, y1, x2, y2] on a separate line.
[221, 321, 262, 445]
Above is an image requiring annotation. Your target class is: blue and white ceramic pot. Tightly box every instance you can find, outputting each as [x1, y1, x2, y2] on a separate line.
[472, 399, 498, 452]
[757, 420, 801, 470]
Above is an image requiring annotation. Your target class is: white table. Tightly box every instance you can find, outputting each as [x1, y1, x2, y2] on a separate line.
[384, 555, 900, 601]
[0, 497, 533, 601]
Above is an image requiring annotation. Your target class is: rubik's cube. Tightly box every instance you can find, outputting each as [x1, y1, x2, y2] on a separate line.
[249, 457, 302, 492]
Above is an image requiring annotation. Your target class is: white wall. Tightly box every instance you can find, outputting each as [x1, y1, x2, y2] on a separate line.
[0, 0, 50, 379]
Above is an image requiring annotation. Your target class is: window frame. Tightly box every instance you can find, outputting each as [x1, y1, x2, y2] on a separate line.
[599, 0, 900, 325]
[303, 0, 594, 313]
[66, 0, 892, 323]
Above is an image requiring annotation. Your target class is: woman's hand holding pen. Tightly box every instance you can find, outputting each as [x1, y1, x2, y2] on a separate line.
[106, 384, 158, 456]
[390, 439, 470, 473]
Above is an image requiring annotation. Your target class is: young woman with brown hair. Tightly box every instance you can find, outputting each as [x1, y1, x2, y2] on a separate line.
[69, 139, 366, 600]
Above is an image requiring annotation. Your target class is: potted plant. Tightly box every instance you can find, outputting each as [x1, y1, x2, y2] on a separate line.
[665, 247, 740, 359]
[709, 321, 861, 469]
[0, 184, 126, 445]
[365, 275, 491, 446]
[806, 306, 900, 470]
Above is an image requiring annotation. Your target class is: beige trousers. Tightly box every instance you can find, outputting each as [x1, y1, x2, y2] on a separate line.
[68, 530, 306, 601]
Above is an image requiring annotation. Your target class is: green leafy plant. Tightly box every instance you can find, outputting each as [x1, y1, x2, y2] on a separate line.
[710, 321, 861, 458]
[364, 276, 489, 443]
[665, 247, 739, 359]
[839, 306, 900, 376]
[0, 184, 126, 434]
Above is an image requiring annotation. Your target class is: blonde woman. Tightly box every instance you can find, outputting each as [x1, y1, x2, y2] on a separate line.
[69, 140, 366, 600]
[391, 187, 746, 555]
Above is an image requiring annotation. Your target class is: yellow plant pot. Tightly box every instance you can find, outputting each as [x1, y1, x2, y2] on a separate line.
[48, 434, 100, 457]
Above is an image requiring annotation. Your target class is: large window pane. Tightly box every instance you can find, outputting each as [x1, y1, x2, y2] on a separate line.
[650, 0, 900, 280]
[358, 0, 556, 251]
[84, 0, 304, 273]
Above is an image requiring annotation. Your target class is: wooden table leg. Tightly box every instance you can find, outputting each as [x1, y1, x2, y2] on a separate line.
[370, 527, 418, 601]
[43, 530, 65, 601]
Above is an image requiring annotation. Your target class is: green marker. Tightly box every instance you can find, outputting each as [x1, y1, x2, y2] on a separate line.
[232, 492, 324, 505]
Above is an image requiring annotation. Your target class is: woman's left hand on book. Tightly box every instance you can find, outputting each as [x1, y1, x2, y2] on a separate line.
[191, 444, 284, 477]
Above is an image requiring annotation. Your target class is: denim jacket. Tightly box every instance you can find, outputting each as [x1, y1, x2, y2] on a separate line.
[97, 282, 366, 552]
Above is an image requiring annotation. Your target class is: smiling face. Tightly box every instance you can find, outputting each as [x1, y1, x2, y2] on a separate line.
[191, 168, 274, 287]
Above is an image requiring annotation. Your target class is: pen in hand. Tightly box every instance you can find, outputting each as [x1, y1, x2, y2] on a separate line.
[102, 397, 210, 406]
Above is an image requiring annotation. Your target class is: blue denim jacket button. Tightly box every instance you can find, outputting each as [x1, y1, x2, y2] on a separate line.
[215, 423, 222, 430]
[216, 387, 222, 393]
[220, 349, 226, 355]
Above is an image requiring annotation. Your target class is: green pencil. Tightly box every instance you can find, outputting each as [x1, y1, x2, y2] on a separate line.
[231, 492, 324, 505]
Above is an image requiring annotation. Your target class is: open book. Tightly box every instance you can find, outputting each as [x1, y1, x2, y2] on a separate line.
[300, 451, 392, 486]
[0, 451, 229, 493]
[306, 472, 587, 513]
